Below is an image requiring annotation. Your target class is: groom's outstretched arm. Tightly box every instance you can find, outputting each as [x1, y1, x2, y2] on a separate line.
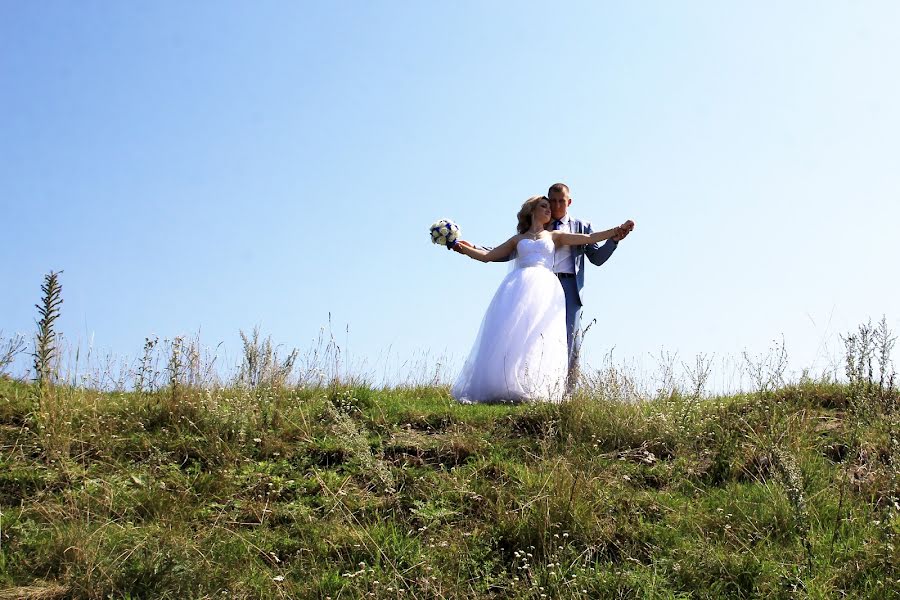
[581, 221, 619, 267]
[585, 239, 618, 267]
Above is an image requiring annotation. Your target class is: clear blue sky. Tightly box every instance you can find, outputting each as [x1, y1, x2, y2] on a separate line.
[2, 2, 898, 388]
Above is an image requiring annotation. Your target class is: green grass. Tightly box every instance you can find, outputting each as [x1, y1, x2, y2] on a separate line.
[1, 376, 898, 599]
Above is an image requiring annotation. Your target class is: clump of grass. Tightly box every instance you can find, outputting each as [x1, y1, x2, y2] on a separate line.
[237, 326, 299, 389]
[578, 348, 644, 403]
[321, 387, 395, 493]
[843, 316, 897, 416]
[771, 446, 813, 571]
[743, 336, 789, 396]
[0, 331, 26, 377]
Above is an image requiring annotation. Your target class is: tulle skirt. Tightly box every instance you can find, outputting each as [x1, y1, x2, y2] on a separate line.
[452, 265, 568, 403]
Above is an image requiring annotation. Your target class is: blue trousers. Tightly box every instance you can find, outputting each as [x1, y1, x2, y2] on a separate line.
[557, 276, 582, 371]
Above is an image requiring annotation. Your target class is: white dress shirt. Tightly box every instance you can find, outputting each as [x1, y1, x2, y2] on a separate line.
[552, 215, 575, 274]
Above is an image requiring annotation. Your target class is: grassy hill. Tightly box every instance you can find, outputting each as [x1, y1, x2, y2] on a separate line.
[0, 374, 897, 599]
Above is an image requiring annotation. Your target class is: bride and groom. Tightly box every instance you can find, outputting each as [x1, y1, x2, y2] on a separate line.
[450, 183, 633, 404]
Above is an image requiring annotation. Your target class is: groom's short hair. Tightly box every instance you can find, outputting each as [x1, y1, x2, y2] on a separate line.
[548, 183, 570, 196]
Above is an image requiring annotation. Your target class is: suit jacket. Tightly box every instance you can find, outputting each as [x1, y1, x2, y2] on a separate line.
[563, 217, 618, 306]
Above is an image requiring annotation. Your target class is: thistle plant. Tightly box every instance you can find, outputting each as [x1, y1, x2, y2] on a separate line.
[134, 335, 159, 393]
[166, 336, 184, 406]
[33, 270, 63, 386]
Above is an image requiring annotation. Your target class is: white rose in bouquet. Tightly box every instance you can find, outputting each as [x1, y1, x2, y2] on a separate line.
[429, 219, 460, 248]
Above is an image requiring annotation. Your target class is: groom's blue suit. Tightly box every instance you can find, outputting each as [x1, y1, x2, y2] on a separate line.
[553, 217, 618, 367]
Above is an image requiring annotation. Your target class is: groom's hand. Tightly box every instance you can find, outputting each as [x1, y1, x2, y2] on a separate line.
[613, 220, 635, 242]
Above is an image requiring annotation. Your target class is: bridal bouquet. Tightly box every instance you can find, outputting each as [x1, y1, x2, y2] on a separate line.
[429, 219, 460, 248]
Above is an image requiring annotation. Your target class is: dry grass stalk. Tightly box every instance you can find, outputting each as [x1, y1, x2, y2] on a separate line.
[0, 330, 26, 375]
[0, 584, 69, 600]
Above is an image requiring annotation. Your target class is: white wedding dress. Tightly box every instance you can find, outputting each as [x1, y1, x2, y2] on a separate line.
[452, 237, 568, 404]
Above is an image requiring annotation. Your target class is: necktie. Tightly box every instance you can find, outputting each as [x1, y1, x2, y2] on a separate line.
[553, 219, 563, 230]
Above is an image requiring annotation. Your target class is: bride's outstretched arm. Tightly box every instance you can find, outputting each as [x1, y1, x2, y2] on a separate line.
[552, 220, 634, 247]
[455, 235, 520, 262]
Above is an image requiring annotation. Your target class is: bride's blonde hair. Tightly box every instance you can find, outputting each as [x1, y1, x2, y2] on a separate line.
[516, 196, 549, 234]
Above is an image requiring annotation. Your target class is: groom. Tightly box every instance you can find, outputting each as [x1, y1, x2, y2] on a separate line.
[544, 182, 631, 378]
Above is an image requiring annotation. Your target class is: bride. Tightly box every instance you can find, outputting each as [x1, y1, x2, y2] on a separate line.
[451, 196, 628, 403]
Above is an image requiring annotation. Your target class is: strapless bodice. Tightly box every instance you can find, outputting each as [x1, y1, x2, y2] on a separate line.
[515, 237, 555, 269]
